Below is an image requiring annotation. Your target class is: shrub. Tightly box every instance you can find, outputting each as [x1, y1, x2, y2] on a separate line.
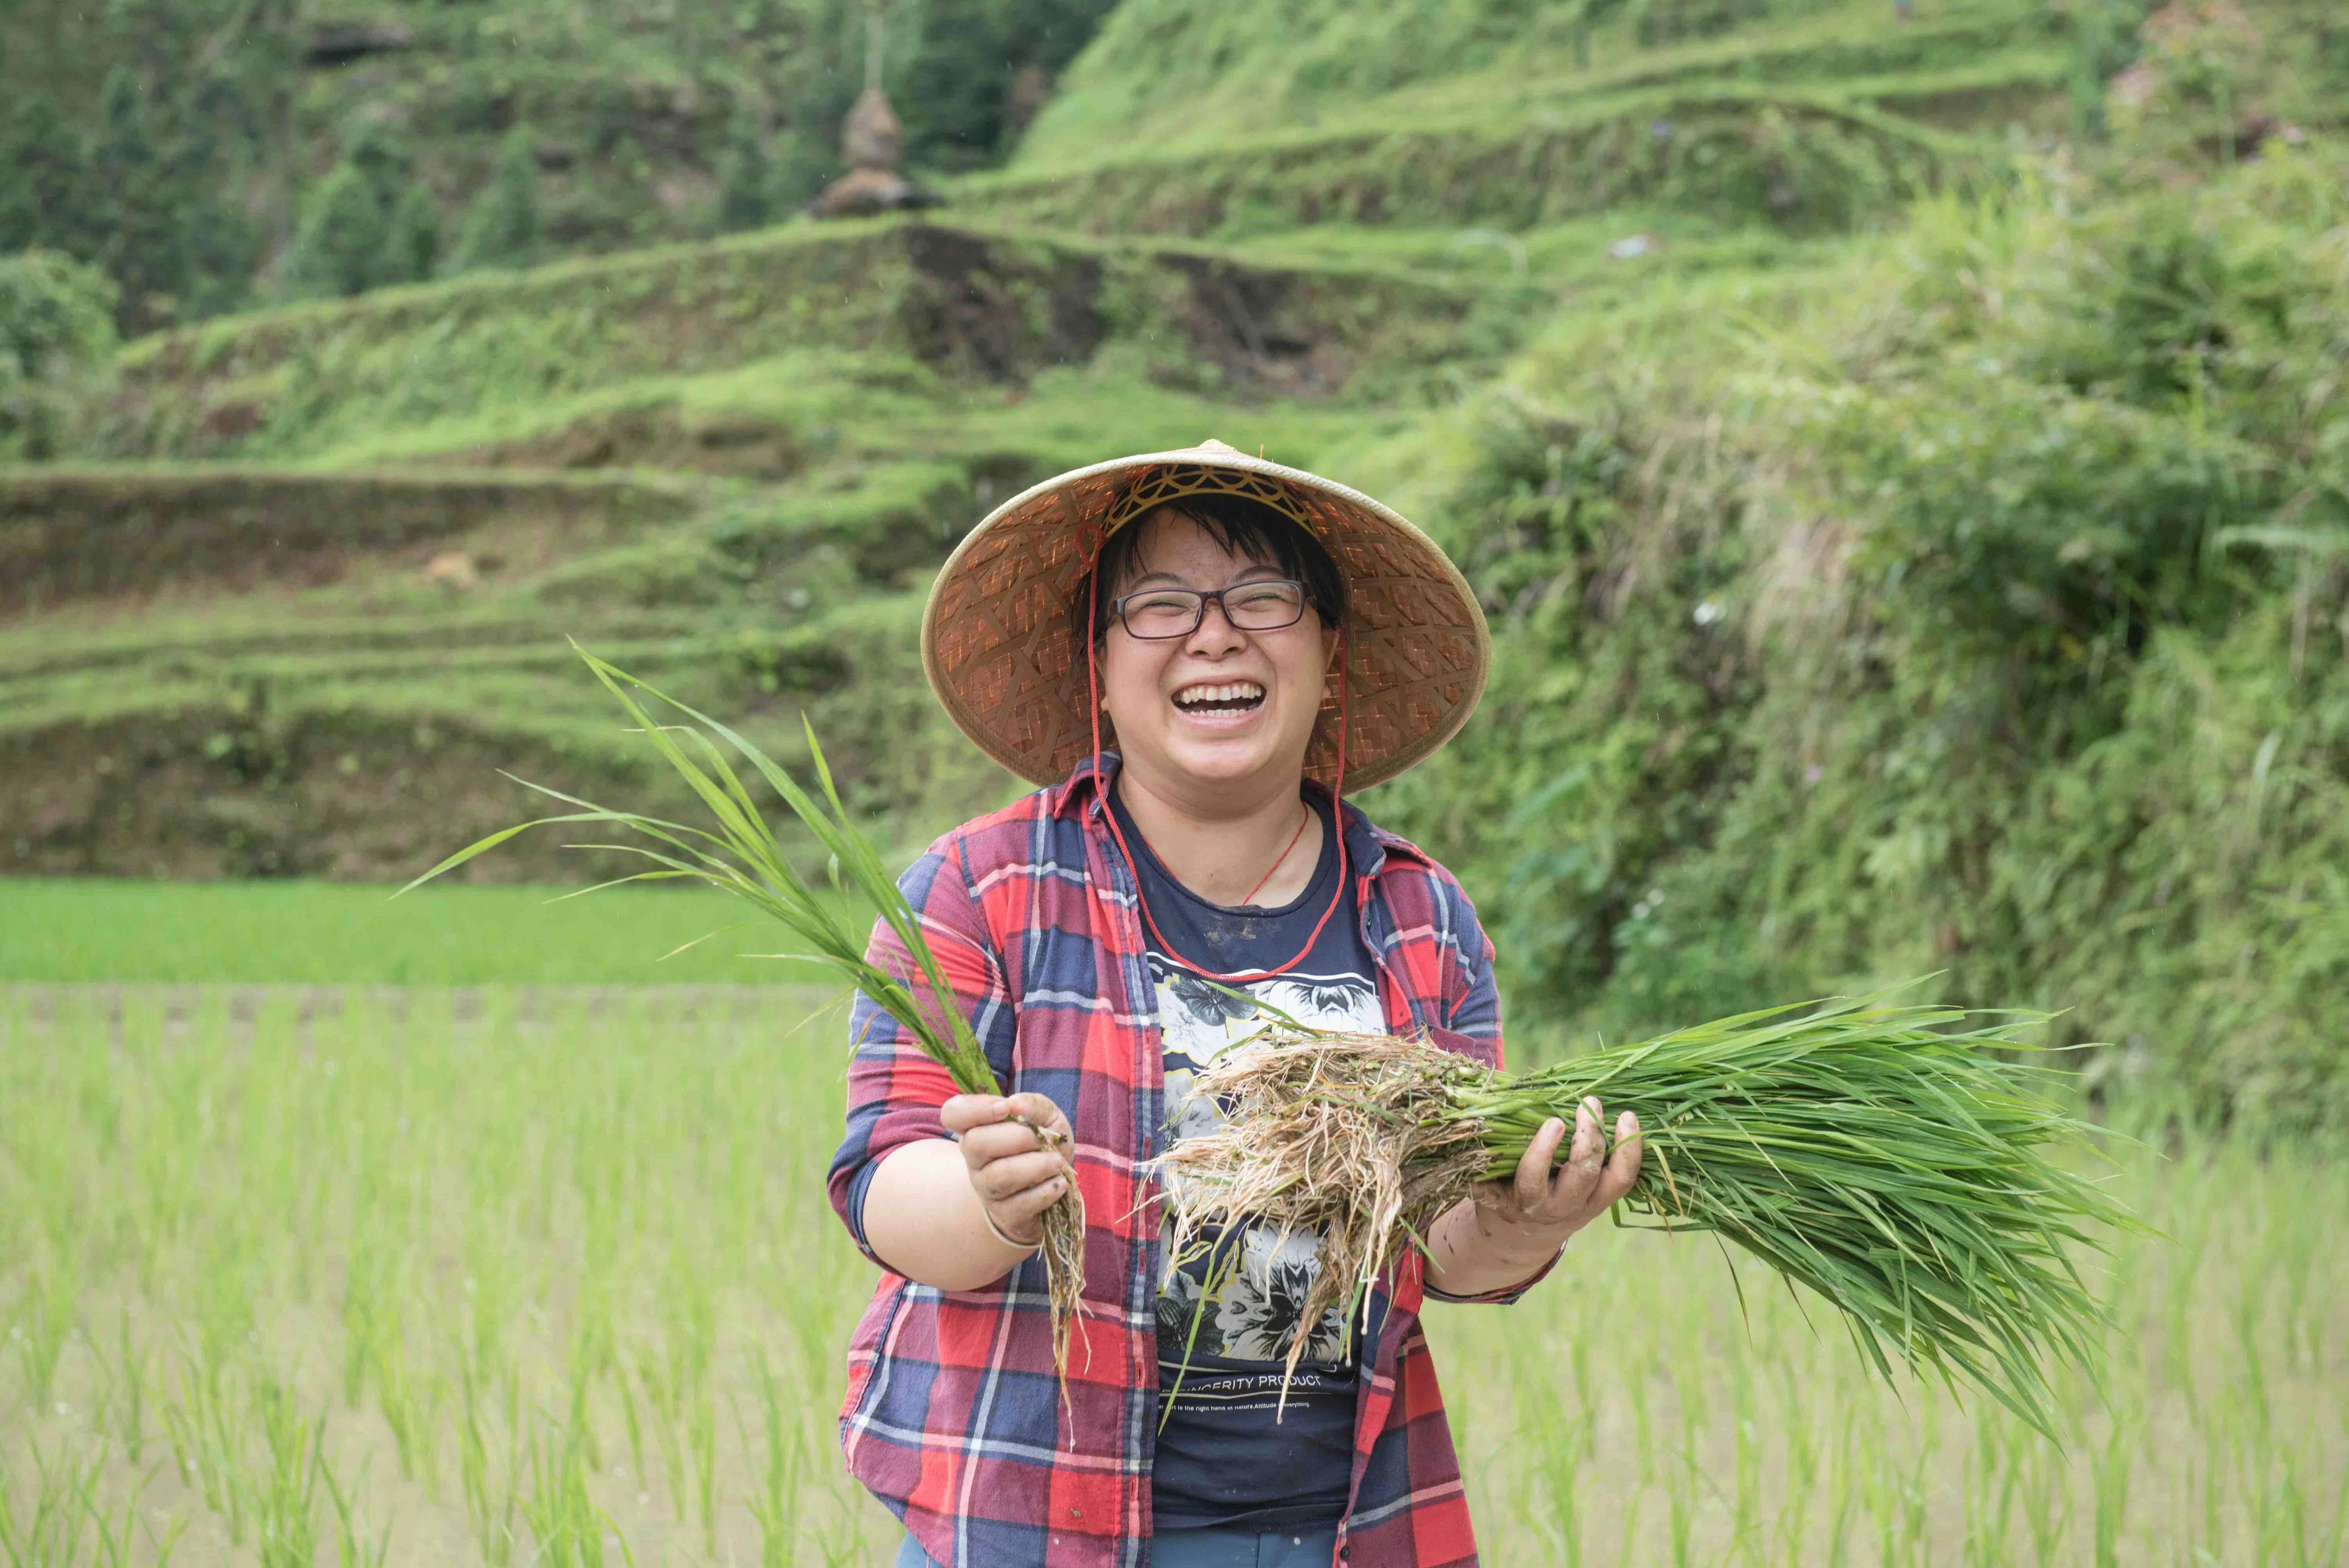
[0, 248, 119, 460]
[386, 183, 443, 285]
[447, 130, 544, 276]
[278, 164, 391, 301]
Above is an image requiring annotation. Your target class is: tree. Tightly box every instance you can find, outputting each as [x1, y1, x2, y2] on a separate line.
[278, 163, 390, 299]
[716, 114, 776, 233]
[342, 121, 415, 212]
[0, 249, 119, 460]
[386, 182, 442, 285]
[0, 95, 98, 259]
[87, 66, 185, 326]
[446, 130, 542, 275]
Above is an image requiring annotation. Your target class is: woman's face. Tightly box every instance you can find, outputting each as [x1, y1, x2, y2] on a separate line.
[1096, 511, 1334, 807]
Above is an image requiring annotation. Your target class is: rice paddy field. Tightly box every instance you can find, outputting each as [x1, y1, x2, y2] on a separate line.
[3, 887, 2346, 1566]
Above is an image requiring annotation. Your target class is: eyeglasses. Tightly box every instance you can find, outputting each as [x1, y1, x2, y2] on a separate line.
[1110, 579, 1309, 640]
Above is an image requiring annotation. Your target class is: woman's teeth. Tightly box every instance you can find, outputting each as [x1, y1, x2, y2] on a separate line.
[1173, 681, 1266, 713]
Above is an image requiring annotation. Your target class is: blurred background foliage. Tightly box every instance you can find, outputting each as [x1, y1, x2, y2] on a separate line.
[1373, 148, 2349, 1131]
[5, 0, 2349, 1129]
[0, 0, 1116, 331]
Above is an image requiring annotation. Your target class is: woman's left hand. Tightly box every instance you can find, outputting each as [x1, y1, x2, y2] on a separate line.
[1470, 1096, 1643, 1261]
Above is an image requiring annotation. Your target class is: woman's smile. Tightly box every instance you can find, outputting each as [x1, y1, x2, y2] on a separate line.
[1169, 678, 1268, 723]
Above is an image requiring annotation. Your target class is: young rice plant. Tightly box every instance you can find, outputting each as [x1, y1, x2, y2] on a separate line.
[399, 646, 1088, 1374]
[1158, 996, 2136, 1440]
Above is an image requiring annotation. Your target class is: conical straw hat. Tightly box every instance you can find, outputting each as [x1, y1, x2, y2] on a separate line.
[922, 440, 1491, 793]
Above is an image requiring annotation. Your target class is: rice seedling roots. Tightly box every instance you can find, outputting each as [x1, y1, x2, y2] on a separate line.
[1005, 1112, 1089, 1379]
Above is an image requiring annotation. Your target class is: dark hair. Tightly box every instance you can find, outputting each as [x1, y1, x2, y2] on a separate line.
[1075, 491, 1346, 644]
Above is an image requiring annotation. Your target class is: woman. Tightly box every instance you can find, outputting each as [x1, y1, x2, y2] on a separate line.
[827, 442, 1643, 1568]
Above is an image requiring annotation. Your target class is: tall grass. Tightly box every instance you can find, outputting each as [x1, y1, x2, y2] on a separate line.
[0, 879, 828, 987]
[2, 979, 2345, 1562]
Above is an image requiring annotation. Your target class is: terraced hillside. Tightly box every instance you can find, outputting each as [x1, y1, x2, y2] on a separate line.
[0, 0, 2269, 898]
[980, 0, 2059, 238]
[3, 207, 1558, 879]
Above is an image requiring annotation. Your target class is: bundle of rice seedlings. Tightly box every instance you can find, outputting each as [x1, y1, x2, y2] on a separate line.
[399, 646, 1086, 1373]
[1158, 993, 2130, 1438]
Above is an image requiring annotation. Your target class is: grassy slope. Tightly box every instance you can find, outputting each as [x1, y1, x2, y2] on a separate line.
[1357, 145, 2349, 1124]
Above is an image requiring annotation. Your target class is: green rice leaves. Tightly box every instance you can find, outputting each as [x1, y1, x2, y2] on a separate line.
[1169, 991, 2138, 1443]
[1462, 992, 2133, 1440]
[401, 647, 1091, 1376]
[397, 642, 994, 1094]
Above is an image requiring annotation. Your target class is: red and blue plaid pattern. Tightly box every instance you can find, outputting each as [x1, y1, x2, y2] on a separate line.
[827, 755, 1545, 1567]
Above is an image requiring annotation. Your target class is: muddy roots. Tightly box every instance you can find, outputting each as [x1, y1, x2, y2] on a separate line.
[1154, 1029, 1494, 1392]
[1008, 1111, 1089, 1386]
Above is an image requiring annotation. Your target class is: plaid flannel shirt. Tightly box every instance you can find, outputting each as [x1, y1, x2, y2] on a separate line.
[827, 755, 1553, 1568]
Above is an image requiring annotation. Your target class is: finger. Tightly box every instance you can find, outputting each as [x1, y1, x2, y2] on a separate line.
[1554, 1099, 1604, 1208]
[1003, 1092, 1073, 1142]
[957, 1119, 1046, 1170]
[1593, 1110, 1644, 1210]
[1514, 1117, 1569, 1211]
[940, 1095, 1009, 1135]
[973, 1150, 1068, 1203]
[993, 1171, 1071, 1228]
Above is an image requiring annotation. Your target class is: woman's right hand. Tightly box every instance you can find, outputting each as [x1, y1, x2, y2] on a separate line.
[940, 1092, 1074, 1249]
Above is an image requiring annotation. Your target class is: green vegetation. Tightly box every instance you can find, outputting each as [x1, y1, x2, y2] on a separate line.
[408, 650, 1094, 1365]
[0, 0, 2339, 1066]
[5, 0, 2349, 1554]
[4, 0, 2344, 1121]
[0, 880, 832, 985]
[447, 132, 548, 280]
[1371, 144, 2349, 1129]
[1, 983, 2341, 1562]
[1174, 996, 2130, 1435]
[0, 0, 1122, 331]
[0, 252, 118, 462]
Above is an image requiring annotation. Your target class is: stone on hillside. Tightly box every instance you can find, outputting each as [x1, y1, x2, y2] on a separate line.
[2108, 61, 2163, 111]
[808, 166, 941, 220]
[422, 551, 479, 593]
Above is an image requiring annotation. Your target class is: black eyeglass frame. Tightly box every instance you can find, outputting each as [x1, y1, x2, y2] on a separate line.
[1107, 578, 1311, 640]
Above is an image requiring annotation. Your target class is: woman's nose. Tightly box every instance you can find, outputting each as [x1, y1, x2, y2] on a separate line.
[1185, 597, 1248, 650]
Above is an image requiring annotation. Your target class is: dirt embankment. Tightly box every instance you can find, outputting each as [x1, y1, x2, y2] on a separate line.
[4, 702, 658, 882]
[0, 469, 703, 613]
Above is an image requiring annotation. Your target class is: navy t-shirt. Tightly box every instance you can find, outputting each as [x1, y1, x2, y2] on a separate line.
[1112, 785, 1381, 1532]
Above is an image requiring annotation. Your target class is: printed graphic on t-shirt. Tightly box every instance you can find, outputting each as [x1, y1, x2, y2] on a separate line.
[1153, 954, 1383, 1385]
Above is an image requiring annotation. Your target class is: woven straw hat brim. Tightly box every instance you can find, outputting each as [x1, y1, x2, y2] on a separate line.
[921, 441, 1490, 794]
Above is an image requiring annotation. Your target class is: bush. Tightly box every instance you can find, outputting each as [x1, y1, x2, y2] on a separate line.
[0, 248, 119, 460]
[386, 183, 443, 285]
[447, 131, 543, 276]
[716, 116, 775, 234]
[278, 164, 391, 301]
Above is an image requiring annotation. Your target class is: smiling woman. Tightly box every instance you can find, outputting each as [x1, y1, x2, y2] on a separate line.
[824, 440, 1653, 1567]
